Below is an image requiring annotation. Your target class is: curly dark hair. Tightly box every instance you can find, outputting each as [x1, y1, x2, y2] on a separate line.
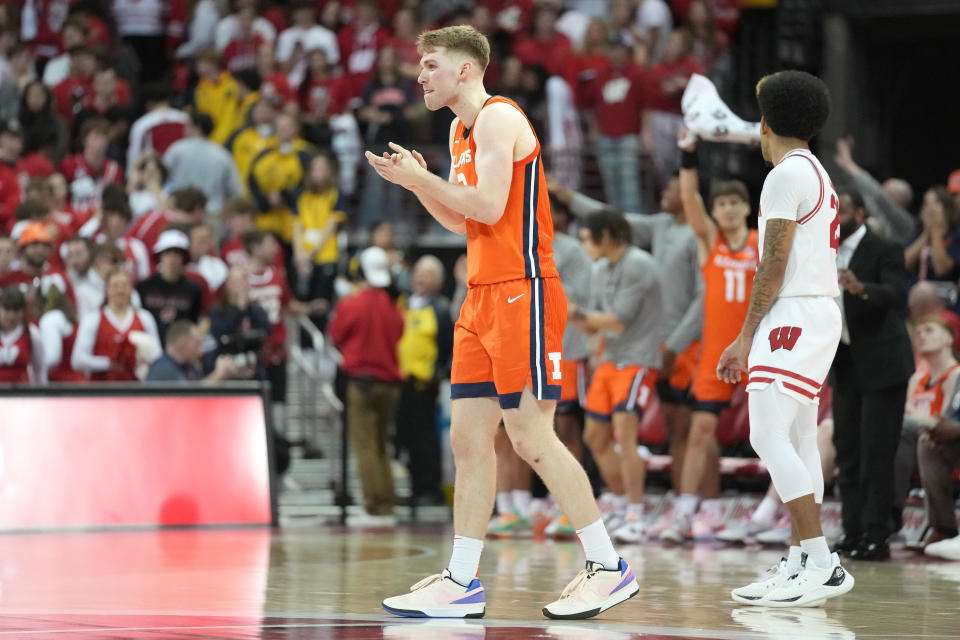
[756, 70, 831, 141]
[583, 209, 632, 246]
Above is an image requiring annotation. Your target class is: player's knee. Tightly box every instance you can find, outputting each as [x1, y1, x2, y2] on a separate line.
[748, 427, 775, 459]
[583, 424, 609, 453]
[688, 418, 716, 449]
[450, 428, 493, 464]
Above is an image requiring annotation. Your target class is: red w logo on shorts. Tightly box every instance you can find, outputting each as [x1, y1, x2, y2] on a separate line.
[769, 326, 802, 352]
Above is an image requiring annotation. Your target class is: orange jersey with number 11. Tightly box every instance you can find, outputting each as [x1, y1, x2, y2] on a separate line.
[451, 96, 557, 287]
[701, 230, 759, 356]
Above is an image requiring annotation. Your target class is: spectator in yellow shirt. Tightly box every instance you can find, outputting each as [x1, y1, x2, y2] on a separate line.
[193, 49, 240, 144]
[247, 113, 312, 245]
[226, 99, 278, 192]
[293, 152, 345, 329]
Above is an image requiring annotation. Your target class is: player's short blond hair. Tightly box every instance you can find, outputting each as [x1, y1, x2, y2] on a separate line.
[417, 25, 490, 71]
[914, 314, 955, 340]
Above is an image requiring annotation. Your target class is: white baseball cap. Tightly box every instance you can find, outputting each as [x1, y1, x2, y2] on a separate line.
[153, 229, 190, 257]
[359, 246, 391, 288]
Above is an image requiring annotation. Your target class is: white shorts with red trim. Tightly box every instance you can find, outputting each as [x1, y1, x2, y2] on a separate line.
[746, 296, 841, 405]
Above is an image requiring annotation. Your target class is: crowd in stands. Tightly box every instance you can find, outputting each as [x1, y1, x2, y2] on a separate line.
[0, 1, 957, 558]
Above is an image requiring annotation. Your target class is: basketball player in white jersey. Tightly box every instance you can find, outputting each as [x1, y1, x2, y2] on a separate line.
[717, 70, 855, 607]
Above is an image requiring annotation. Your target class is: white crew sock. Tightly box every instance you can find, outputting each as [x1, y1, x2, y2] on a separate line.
[495, 492, 513, 516]
[512, 490, 532, 517]
[576, 518, 620, 570]
[786, 545, 803, 574]
[627, 502, 645, 518]
[448, 535, 484, 586]
[800, 536, 832, 570]
[675, 493, 699, 518]
[751, 496, 779, 525]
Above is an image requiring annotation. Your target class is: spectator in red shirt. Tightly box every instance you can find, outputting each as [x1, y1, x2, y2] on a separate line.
[329, 245, 404, 521]
[2, 221, 75, 316]
[127, 186, 207, 256]
[220, 197, 283, 271]
[298, 48, 350, 146]
[256, 42, 298, 108]
[564, 18, 612, 108]
[59, 117, 124, 211]
[585, 37, 646, 214]
[223, 2, 266, 73]
[51, 45, 98, 128]
[643, 29, 704, 187]
[337, 0, 389, 104]
[18, 0, 74, 62]
[242, 228, 317, 425]
[82, 67, 133, 117]
[486, 0, 536, 37]
[512, 5, 573, 77]
[673, 0, 740, 36]
[0, 118, 23, 233]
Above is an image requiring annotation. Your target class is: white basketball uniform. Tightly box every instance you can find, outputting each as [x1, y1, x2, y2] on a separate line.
[745, 148, 842, 405]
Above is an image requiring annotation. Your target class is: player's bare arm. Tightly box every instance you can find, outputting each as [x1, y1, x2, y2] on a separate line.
[365, 103, 523, 225]
[716, 218, 796, 383]
[678, 138, 716, 264]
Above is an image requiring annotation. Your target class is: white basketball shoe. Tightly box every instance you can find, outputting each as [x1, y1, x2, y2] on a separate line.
[542, 558, 639, 619]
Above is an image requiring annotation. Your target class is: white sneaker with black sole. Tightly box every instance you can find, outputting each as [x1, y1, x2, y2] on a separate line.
[542, 558, 639, 619]
[731, 558, 820, 606]
[762, 552, 854, 608]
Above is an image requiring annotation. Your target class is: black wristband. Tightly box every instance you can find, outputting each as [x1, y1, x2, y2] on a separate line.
[681, 149, 698, 169]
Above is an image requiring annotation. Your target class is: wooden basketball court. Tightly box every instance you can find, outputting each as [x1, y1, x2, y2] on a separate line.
[1, 524, 958, 638]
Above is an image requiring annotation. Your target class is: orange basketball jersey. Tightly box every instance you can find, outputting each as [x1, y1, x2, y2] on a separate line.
[451, 96, 558, 286]
[701, 230, 759, 355]
[912, 363, 960, 417]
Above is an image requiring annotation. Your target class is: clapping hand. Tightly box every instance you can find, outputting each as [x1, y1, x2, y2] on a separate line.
[364, 142, 426, 189]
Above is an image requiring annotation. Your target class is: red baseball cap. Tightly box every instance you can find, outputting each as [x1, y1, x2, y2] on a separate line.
[949, 169, 960, 194]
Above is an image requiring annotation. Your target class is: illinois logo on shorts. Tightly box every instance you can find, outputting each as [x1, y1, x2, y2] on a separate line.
[451, 276, 566, 409]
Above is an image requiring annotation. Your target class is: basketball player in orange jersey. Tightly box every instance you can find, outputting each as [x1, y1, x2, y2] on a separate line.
[901, 316, 960, 550]
[659, 135, 759, 543]
[366, 26, 638, 620]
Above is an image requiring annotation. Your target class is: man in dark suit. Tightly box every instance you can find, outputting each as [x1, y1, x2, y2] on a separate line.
[830, 186, 915, 560]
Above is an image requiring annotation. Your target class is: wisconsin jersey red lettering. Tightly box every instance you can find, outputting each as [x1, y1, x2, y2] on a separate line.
[450, 96, 558, 286]
[769, 326, 802, 352]
[0, 325, 33, 383]
[248, 266, 292, 365]
[92, 310, 145, 381]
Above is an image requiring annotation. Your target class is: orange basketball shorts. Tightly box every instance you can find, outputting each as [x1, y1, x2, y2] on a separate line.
[451, 277, 566, 410]
[691, 345, 739, 414]
[668, 340, 700, 390]
[558, 358, 589, 414]
[584, 362, 659, 422]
